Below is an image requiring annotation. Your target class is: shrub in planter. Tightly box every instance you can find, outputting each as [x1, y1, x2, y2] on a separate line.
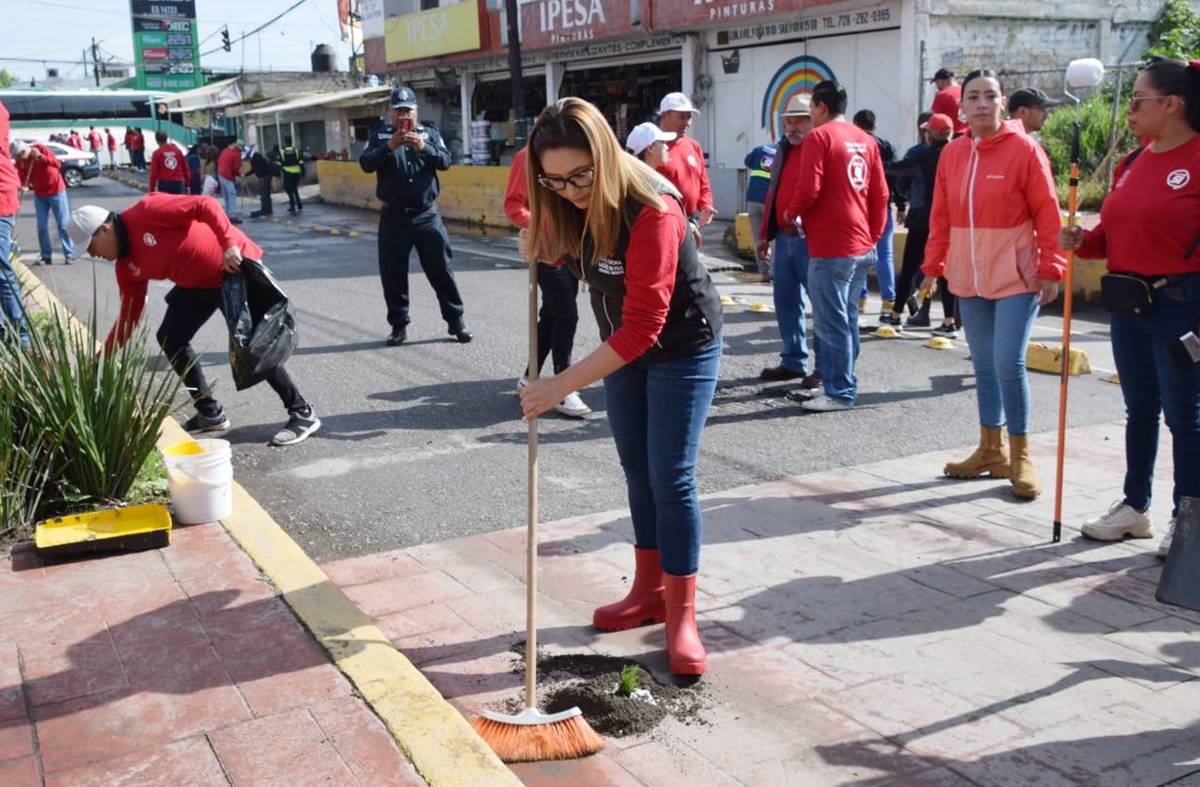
[0, 384, 52, 539]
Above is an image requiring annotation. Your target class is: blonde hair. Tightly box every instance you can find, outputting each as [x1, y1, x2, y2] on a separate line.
[527, 98, 668, 263]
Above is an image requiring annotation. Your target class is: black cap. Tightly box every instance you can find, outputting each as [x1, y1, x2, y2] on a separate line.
[1008, 87, 1062, 112]
[931, 68, 955, 83]
[390, 85, 417, 109]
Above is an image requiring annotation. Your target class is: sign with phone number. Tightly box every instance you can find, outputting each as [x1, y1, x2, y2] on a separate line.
[709, 1, 899, 47]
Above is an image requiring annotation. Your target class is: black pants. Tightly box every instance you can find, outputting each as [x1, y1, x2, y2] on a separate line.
[531, 262, 579, 375]
[283, 172, 301, 210]
[156, 284, 306, 415]
[156, 180, 185, 194]
[894, 224, 956, 319]
[258, 176, 273, 215]
[377, 206, 465, 329]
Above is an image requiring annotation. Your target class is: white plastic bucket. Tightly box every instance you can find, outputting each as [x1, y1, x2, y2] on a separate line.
[161, 438, 234, 524]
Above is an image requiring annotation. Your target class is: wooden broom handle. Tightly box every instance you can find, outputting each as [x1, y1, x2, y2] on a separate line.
[526, 258, 539, 708]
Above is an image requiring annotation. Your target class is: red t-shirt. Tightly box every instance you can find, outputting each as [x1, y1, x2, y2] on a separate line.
[107, 194, 262, 349]
[87, 131, 102, 150]
[0, 102, 20, 215]
[217, 146, 242, 180]
[1077, 136, 1200, 276]
[932, 84, 966, 135]
[15, 144, 66, 197]
[783, 119, 889, 258]
[773, 143, 805, 233]
[149, 143, 191, 190]
[106, 132, 117, 151]
[504, 146, 530, 229]
[656, 136, 713, 217]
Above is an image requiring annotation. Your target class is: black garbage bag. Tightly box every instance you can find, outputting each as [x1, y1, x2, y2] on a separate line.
[220, 259, 298, 391]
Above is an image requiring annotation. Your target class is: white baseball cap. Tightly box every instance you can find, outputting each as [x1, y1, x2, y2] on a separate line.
[9, 140, 29, 157]
[659, 92, 699, 114]
[626, 122, 677, 156]
[66, 205, 111, 251]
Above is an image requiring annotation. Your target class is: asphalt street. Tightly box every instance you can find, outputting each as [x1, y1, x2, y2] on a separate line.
[18, 177, 1129, 560]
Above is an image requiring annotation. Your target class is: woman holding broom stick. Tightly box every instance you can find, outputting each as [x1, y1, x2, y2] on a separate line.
[517, 98, 724, 676]
[1059, 58, 1200, 557]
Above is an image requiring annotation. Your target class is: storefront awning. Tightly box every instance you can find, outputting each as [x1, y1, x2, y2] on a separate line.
[238, 86, 391, 117]
[161, 76, 243, 113]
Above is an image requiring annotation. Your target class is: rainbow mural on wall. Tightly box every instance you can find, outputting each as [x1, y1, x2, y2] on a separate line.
[760, 55, 838, 141]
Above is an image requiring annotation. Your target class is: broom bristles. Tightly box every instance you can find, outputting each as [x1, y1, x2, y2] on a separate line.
[470, 714, 604, 763]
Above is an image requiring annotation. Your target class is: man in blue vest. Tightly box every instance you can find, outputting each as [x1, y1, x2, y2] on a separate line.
[744, 139, 776, 282]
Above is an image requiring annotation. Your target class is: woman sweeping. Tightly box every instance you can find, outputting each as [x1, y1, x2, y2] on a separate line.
[922, 69, 1066, 499]
[518, 98, 723, 676]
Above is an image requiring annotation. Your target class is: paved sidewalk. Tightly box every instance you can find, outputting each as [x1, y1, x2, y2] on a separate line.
[0, 520, 424, 786]
[321, 421, 1199, 786]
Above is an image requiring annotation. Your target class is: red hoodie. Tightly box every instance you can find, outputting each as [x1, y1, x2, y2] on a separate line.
[783, 119, 889, 258]
[932, 84, 967, 136]
[106, 194, 262, 349]
[15, 144, 66, 198]
[923, 120, 1065, 298]
[656, 136, 714, 217]
[217, 146, 242, 181]
[504, 146, 530, 229]
[149, 143, 191, 190]
[0, 102, 20, 216]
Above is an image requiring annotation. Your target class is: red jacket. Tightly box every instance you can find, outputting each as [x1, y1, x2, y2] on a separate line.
[87, 131, 103, 150]
[656, 136, 714, 217]
[107, 194, 263, 349]
[67, 133, 83, 150]
[149, 143, 191, 190]
[15, 144, 66, 198]
[129, 132, 144, 151]
[1077, 137, 1200, 277]
[783, 119, 889, 258]
[106, 132, 117, 151]
[503, 146, 530, 229]
[124, 130, 135, 150]
[0, 102, 20, 215]
[216, 146, 242, 181]
[923, 120, 1065, 299]
[932, 84, 967, 136]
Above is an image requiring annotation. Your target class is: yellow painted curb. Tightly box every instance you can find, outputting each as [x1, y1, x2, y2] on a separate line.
[1027, 342, 1092, 376]
[16, 260, 519, 787]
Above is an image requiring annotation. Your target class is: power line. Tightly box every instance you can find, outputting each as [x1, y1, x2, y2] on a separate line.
[199, 0, 310, 57]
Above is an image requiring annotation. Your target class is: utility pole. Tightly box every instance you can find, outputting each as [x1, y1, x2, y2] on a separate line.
[91, 38, 100, 86]
[504, 0, 526, 144]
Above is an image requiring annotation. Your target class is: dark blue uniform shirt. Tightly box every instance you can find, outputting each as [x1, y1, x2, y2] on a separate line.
[358, 122, 451, 208]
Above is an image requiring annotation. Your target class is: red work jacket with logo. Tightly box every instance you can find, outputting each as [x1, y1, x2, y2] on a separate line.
[149, 143, 191, 190]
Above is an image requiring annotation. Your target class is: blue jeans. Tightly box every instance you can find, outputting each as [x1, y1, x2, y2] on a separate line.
[957, 293, 1040, 436]
[218, 176, 238, 218]
[810, 253, 874, 405]
[772, 233, 815, 373]
[1110, 274, 1200, 517]
[0, 214, 29, 347]
[604, 335, 722, 576]
[860, 211, 896, 303]
[34, 191, 74, 261]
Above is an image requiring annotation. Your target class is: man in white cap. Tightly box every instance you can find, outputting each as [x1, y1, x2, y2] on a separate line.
[656, 92, 716, 233]
[757, 92, 820, 388]
[66, 194, 321, 446]
[11, 139, 75, 265]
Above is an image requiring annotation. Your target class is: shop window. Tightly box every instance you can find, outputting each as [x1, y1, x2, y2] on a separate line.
[296, 120, 327, 158]
[560, 61, 681, 144]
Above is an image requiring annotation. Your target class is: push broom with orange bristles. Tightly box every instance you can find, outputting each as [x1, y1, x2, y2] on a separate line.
[470, 255, 604, 762]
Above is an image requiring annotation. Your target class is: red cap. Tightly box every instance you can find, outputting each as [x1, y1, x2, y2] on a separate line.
[921, 113, 954, 137]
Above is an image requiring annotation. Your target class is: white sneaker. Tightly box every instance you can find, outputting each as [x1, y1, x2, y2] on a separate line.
[1080, 501, 1153, 542]
[801, 394, 853, 412]
[1157, 518, 1178, 560]
[555, 390, 591, 418]
[516, 375, 529, 392]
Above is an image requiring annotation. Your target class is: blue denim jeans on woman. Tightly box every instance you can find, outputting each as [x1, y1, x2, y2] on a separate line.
[861, 210, 896, 303]
[809, 252, 874, 405]
[218, 175, 238, 218]
[957, 293, 1040, 436]
[772, 233, 816, 374]
[34, 191, 74, 262]
[0, 214, 30, 346]
[1110, 273, 1200, 517]
[603, 334, 722, 576]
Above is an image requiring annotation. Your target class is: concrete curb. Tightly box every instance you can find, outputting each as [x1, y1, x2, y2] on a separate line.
[15, 258, 520, 787]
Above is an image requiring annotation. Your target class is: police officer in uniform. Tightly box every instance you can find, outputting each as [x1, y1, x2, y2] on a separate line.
[280, 135, 303, 213]
[359, 86, 470, 346]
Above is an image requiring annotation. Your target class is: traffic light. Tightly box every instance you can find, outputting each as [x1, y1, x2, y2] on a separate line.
[221, 27, 231, 52]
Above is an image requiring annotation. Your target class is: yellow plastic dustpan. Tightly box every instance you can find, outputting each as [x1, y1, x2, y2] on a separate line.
[35, 503, 172, 558]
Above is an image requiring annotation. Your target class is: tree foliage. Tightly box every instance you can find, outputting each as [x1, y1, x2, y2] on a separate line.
[1148, 0, 1200, 60]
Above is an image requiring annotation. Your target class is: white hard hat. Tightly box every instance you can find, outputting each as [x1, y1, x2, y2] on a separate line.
[626, 122, 676, 156]
[659, 92, 699, 114]
[66, 205, 111, 251]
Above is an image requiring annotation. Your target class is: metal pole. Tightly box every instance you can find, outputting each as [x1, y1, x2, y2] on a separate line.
[504, 0, 526, 144]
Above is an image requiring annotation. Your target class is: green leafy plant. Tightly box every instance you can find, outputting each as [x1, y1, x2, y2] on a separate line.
[1148, 0, 1200, 60]
[617, 664, 642, 697]
[0, 383, 52, 539]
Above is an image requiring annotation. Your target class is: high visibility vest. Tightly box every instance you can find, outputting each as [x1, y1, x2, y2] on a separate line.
[281, 146, 302, 175]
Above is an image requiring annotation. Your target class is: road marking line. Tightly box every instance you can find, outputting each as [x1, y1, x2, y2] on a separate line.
[15, 259, 519, 787]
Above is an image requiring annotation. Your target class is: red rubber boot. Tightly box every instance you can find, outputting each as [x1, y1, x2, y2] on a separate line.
[592, 547, 666, 631]
[664, 573, 707, 676]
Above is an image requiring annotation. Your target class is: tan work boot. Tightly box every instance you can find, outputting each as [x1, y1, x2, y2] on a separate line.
[944, 426, 1010, 479]
[1008, 433, 1041, 499]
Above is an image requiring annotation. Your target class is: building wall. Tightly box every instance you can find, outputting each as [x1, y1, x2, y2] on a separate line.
[317, 159, 514, 226]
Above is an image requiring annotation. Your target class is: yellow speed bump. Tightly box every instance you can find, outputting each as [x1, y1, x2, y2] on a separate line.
[872, 325, 901, 338]
[348, 230, 360, 237]
[925, 336, 954, 350]
[1026, 342, 1092, 376]
[1102, 372, 1121, 384]
[329, 228, 341, 235]
[719, 294, 736, 306]
[748, 302, 774, 313]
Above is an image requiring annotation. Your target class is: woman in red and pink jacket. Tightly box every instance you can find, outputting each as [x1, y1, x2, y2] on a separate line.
[922, 68, 1066, 500]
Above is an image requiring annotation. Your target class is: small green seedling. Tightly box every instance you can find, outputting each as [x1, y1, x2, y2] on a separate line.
[618, 664, 641, 697]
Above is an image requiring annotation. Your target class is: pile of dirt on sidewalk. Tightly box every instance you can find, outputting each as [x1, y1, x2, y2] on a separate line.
[502, 643, 710, 738]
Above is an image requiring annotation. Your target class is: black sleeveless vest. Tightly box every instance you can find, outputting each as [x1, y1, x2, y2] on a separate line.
[568, 189, 723, 366]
